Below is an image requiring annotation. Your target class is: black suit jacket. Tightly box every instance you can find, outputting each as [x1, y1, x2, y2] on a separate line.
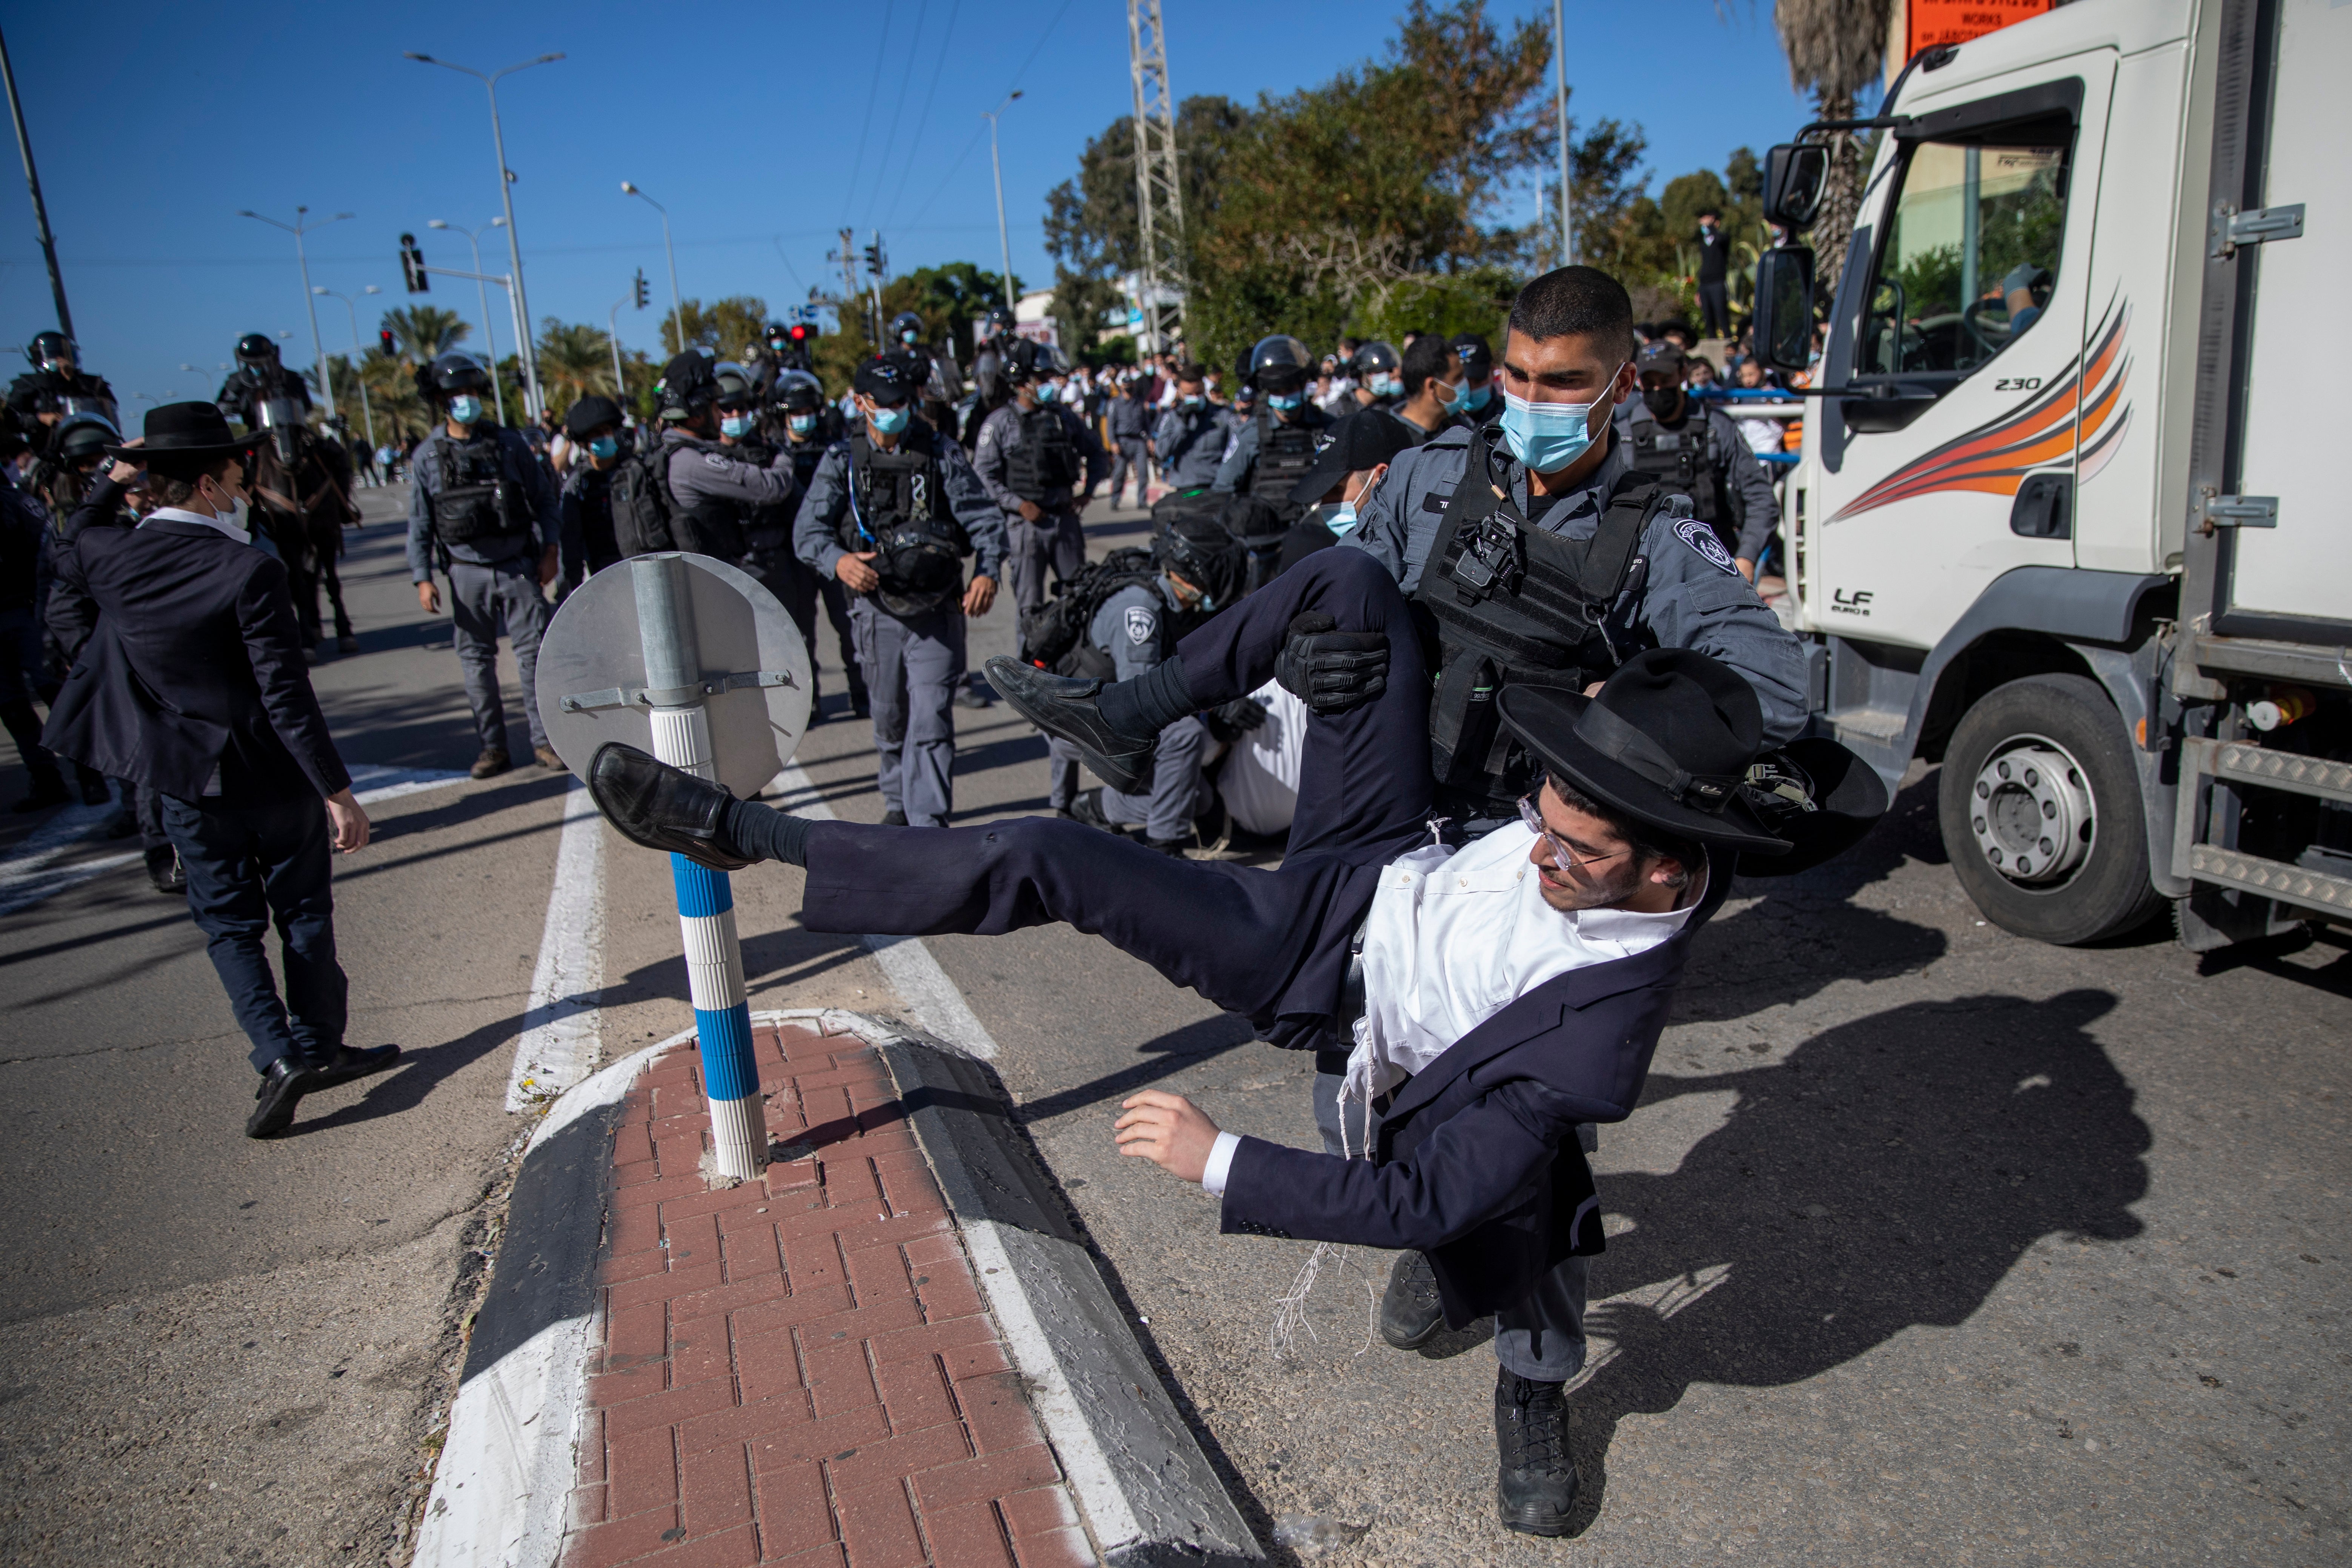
[1220, 857, 1731, 1325]
[41, 516, 350, 805]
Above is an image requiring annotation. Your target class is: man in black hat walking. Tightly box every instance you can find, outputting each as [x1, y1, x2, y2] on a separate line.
[42, 403, 398, 1138]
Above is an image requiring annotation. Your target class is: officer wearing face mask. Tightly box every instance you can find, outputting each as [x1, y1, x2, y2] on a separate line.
[1448, 332, 1504, 429]
[1211, 334, 1331, 517]
[791, 357, 1004, 825]
[753, 372, 863, 721]
[961, 305, 1018, 446]
[648, 351, 796, 570]
[1340, 266, 1807, 825]
[1152, 362, 1227, 490]
[8, 330, 117, 439]
[972, 339, 1109, 618]
[886, 311, 964, 437]
[1612, 340, 1779, 580]
[556, 395, 629, 590]
[1274, 409, 1418, 576]
[1384, 335, 1465, 446]
[1350, 340, 1404, 411]
[406, 351, 563, 778]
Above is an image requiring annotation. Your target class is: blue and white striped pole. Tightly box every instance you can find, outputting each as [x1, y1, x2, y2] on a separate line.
[632, 555, 767, 1180]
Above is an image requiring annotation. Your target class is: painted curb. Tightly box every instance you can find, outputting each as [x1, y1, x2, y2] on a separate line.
[771, 1009, 1263, 1567]
[411, 1031, 686, 1568]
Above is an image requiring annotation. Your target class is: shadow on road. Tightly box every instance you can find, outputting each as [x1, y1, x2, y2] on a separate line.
[1554, 986, 2148, 1534]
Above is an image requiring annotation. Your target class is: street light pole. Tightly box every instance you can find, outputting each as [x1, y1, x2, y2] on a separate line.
[237, 206, 353, 422]
[981, 91, 1023, 311]
[427, 218, 508, 426]
[0, 22, 72, 340]
[405, 50, 563, 422]
[313, 284, 382, 451]
[621, 183, 684, 356]
[608, 293, 631, 409]
[1552, 0, 1575, 267]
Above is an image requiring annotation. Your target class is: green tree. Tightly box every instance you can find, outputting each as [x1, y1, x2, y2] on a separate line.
[880, 263, 1015, 364]
[380, 305, 470, 360]
[536, 319, 620, 409]
[1775, 0, 1894, 289]
[659, 296, 771, 360]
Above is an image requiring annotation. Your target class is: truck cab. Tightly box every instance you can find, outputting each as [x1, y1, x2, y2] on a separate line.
[1751, 0, 2349, 951]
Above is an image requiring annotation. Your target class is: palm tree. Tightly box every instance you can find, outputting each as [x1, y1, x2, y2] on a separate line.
[380, 305, 471, 362]
[1775, 0, 1893, 291]
[535, 319, 618, 409]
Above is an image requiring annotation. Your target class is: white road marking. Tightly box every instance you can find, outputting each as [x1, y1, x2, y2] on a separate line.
[505, 779, 606, 1110]
[768, 763, 1002, 1059]
[347, 764, 473, 804]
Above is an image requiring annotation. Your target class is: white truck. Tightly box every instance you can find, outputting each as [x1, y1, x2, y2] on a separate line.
[1747, 0, 2349, 951]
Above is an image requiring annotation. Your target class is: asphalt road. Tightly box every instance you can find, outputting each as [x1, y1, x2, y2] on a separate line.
[2, 480, 2344, 1566]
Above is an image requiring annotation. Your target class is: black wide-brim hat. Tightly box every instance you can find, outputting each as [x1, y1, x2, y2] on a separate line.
[1729, 737, 1890, 877]
[106, 400, 267, 464]
[1497, 649, 1788, 856]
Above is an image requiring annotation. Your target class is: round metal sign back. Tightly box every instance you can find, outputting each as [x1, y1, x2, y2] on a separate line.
[535, 552, 812, 799]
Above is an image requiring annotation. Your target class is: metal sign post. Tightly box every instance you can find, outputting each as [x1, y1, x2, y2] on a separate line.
[537, 552, 812, 1183]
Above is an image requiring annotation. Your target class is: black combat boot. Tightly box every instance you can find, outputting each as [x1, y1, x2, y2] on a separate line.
[1494, 1368, 1578, 1536]
[1378, 1250, 1445, 1349]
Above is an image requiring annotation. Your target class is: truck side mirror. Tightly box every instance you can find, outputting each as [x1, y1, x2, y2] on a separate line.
[1763, 143, 1829, 231]
[1754, 247, 1816, 374]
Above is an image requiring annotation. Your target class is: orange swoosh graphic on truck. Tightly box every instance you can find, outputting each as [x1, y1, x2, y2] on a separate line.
[1827, 299, 2131, 523]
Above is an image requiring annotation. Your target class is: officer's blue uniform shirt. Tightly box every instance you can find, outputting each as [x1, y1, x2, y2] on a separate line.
[1153, 404, 1228, 489]
[1342, 422, 1809, 745]
[789, 418, 1008, 588]
[1612, 398, 1782, 565]
[1211, 401, 1331, 494]
[406, 422, 558, 582]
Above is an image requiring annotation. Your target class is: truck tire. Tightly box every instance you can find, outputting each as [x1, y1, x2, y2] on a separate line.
[1937, 673, 2167, 945]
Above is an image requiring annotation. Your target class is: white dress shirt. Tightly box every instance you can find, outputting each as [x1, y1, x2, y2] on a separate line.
[1201, 822, 1703, 1193]
[143, 503, 253, 547]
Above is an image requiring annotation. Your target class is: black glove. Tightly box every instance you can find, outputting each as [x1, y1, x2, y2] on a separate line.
[1274, 612, 1388, 716]
[1203, 696, 1269, 743]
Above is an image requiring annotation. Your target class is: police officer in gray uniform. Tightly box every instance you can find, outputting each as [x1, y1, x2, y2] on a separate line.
[650, 352, 796, 568]
[1613, 340, 1780, 575]
[1211, 335, 1331, 511]
[406, 351, 562, 778]
[792, 358, 1005, 826]
[1056, 517, 1250, 851]
[972, 339, 1108, 617]
[1152, 362, 1227, 490]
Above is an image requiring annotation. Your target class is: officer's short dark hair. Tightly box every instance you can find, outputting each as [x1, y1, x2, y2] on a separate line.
[1175, 362, 1205, 384]
[1400, 334, 1455, 397]
[1508, 266, 1638, 362]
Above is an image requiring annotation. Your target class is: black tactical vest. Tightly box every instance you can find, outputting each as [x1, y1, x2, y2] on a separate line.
[1411, 428, 1662, 817]
[725, 436, 796, 551]
[433, 431, 523, 546]
[846, 422, 970, 617]
[1625, 408, 1732, 539]
[1247, 405, 1320, 523]
[1003, 408, 1081, 502]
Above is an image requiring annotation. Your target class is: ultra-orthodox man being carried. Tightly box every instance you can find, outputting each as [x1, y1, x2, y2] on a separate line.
[583, 266, 1884, 1537]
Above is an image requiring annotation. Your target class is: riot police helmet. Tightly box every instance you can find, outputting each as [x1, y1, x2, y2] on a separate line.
[763, 320, 792, 349]
[29, 330, 77, 372]
[1246, 335, 1312, 394]
[52, 411, 117, 466]
[999, 337, 1043, 385]
[1351, 340, 1401, 379]
[425, 350, 492, 396]
[775, 370, 825, 413]
[888, 311, 926, 349]
[978, 304, 1016, 341]
[235, 332, 281, 368]
[1153, 512, 1247, 610]
[711, 360, 757, 411]
[656, 351, 721, 420]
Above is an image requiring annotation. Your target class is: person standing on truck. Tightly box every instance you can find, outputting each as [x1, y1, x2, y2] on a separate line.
[1614, 341, 1782, 583]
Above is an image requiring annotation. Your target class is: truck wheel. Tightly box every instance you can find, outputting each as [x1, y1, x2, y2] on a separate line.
[1937, 673, 2167, 945]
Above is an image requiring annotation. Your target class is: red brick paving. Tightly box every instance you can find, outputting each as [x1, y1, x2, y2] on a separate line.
[559, 1024, 1092, 1568]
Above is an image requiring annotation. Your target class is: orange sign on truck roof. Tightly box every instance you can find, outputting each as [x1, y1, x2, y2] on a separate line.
[1907, 0, 2057, 57]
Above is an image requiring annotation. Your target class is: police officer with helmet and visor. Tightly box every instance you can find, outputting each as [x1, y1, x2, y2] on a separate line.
[405, 350, 562, 779]
[762, 369, 863, 718]
[636, 351, 796, 568]
[791, 356, 1004, 825]
[972, 337, 1108, 618]
[7, 330, 116, 439]
[1212, 334, 1331, 591]
[1614, 339, 1780, 580]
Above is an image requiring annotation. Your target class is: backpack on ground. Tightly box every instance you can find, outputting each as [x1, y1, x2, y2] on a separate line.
[1017, 546, 1158, 675]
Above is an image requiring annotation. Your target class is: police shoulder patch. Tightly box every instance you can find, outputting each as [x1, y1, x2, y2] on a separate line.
[1674, 515, 1739, 574]
[703, 451, 732, 469]
[1124, 604, 1157, 645]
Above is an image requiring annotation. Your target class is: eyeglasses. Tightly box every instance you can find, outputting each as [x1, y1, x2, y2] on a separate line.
[1518, 794, 1629, 875]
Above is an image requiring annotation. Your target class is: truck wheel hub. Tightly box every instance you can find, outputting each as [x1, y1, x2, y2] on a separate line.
[1968, 740, 2093, 886]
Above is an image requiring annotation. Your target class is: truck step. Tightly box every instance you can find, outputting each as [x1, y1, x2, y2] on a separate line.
[1830, 706, 1908, 741]
[2203, 741, 2352, 805]
[2183, 843, 2352, 920]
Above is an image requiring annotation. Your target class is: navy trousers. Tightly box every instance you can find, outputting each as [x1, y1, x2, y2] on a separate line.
[161, 793, 348, 1073]
[803, 549, 1433, 1037]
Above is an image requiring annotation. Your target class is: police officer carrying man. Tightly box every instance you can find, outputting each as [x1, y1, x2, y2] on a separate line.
[767, 369, 863, 717]
[705, 359, 839, 719]
[7, 331, 117, 442]
[1152, 363, 1226, 491]
[791, 357, 1005, 826]
[405, 350, 563, 779]
[1614, 339, 1780, 580]
[638, 351, 797, 569]
[973, 338, 1108, 618]
[1448, 332, 1505, 429]
[1058, 516, 1251, 852]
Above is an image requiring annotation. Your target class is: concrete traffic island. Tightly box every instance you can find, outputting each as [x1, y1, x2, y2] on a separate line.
[413, 1009, 1259, 1568]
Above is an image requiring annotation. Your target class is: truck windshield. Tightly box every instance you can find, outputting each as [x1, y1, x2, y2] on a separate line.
[1857, 135, 2067, 380]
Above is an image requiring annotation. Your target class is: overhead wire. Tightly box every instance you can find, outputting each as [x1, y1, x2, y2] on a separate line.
[875, 0, 964, 231]
[861, 0, 933, 231]
[904, 0, 1081, 234]
[840, 0, 898, 219]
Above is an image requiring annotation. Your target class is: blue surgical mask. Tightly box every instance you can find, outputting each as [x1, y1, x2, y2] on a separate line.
[1267, 392, 1303, 414]
[788, 414, 815, 437]
[1317, 501, 1360, 538]
[1370, 375, 1401, 399]
[1461, 381, 1493, 412]
[1499, 363, 1624, 474]
[1036, 382, 1061, 404]
[900, 328, 920, 345]
[588, 435, 619, 460]
[721, 414, 753, 439]
[869, 403, 911, 436]
[1181, 394, 1203, 409]
[1439, 379, 1469, 412]
[448, 394, 482, 425]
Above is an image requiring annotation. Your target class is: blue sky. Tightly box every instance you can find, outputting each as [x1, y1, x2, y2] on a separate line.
[0, 1, 1817, 418]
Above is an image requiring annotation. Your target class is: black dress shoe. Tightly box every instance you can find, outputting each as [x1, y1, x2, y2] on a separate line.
[1379, 1250, 1446, 1349]
[1138, 835, 1188, 857]
[306, 1044, 401, 1089]
[76, 769, 112, 806]
[9, 774, 71, 814]
[1495, 1370, 1579, 1536]
[246, 1056, 325, 1139]
[586, 743, 752, 870]
[981, 656, 1157, 795]
[880, 808, 908, 827]
[146, 847, 186, 894]
[1066, 788, 1124, 835]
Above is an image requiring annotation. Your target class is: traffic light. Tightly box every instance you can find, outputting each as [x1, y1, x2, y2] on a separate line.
[633, 268, 648, 309]
[861, 239, 885, 279]
[379, 328, 397, 357]
[789, 322, 810, 346]
[400, 233, 429, 294]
